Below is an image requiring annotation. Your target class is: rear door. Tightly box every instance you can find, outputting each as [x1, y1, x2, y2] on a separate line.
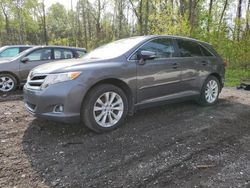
[19, 48, 53, 81]
[132, 37, 182, 104]
[53, 48, 74, 60]
[175, 39, 205, 92]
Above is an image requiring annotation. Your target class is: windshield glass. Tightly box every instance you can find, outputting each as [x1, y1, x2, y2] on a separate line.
[12, 47, 34, 60]
[83, 37, 146, 60]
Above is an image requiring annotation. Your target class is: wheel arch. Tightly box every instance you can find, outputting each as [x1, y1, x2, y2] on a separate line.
[209, 72, 223, 90]
[0, 71, 20, 85]
[82, 78, 135, 115]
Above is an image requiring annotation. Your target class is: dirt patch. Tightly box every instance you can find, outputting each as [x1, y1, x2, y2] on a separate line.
[0, 90, 23, 102]
[0, 88, 250, 187]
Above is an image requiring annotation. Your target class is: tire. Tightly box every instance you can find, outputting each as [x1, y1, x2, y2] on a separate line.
[198, 75, 221, 106]
[81, 84, 128, 133]
[0, 73, 17, 92]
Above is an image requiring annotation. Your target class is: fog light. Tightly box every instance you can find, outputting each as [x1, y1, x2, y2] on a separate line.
[54, 105, 64, 113]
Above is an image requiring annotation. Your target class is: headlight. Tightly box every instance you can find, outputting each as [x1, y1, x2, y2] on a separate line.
[41, 72, 81, 89]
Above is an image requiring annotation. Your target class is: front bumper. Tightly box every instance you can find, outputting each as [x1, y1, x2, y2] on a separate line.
[23, 81, 87, 123]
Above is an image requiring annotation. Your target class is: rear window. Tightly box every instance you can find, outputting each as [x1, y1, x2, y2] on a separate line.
[54, 49, 74, 59]
[199, 45, 214, 56]
[0, 47, 19, 57]
[75, 50, 86, 58]
[177, 39, 203, 57]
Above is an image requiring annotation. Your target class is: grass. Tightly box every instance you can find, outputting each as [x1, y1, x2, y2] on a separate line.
[225, 68, 250, 87]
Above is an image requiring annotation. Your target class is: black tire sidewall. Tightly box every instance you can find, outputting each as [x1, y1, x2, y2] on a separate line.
[200, 76, 220, 106]
[0, 73, 17, 92]
[82, 84, 128, 133]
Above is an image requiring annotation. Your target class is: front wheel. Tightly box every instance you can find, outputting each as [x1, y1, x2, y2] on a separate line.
[81, 84, 128, 133]
[0, 74, 17, 92]
[198, 76, 220, 106]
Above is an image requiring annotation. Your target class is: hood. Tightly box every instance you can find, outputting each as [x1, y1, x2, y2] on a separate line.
[0, 58, 12, 64]
[31, 58, 107, 74]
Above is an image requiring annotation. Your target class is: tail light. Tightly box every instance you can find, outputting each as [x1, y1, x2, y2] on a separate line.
[223, 60, 228, 67]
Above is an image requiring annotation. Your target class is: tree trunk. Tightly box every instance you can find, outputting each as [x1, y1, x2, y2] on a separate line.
[96, 0, 101, 40]
[207, 0, 213, 32]
[188, 0, 197, 35]
[246, 0, 250, 35]
[42, 0, 48, 45]
[81, 0, 88, 48]
[236, 0, 242, 41]
[0, 3, 10, 44]
[218, 0, 228, 27]
[144, 0, 149, 35]
[129, 0, 143, 35]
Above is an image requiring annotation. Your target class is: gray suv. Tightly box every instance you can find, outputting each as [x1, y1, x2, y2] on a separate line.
[0, 46, 86, 92]
[0, 45, 33, 60]
[23, 35, 225, 132]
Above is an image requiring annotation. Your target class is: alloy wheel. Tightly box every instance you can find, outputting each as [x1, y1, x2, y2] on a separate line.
[0, 76, 15, 92]
[93, 91, 124, 128]
[205, 80, 219, 103]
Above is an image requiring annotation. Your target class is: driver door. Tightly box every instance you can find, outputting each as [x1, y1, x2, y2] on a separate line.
[132, 38, 182, 104]
[19, 48, 53, 81]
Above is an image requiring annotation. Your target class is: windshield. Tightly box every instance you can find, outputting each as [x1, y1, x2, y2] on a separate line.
[0, 46, 8, 52]
[83, 36, 146, 60]
[11, 47, 34, 60]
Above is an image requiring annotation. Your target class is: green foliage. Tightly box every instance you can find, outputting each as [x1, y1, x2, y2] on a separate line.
[225, 68, 250, 86]
[0, 0, 249, 82]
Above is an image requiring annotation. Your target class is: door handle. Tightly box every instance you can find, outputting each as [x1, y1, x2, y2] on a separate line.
[201, 60, 208, 66]
[172, 62, 178, 69]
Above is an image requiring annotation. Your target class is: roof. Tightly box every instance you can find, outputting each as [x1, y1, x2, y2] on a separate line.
[32, 45, 86, 51]
[133, 35, 212, 46]
[2, 45, 34, 48]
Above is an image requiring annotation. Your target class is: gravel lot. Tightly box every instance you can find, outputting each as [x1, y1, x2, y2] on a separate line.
[0, 88, 250, 188]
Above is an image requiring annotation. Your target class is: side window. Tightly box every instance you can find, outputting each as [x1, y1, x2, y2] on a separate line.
[130, 38, 176, 60]
[75, 50, 86, 58]
[199, 45, 214, 56]
[20, 47, 31, 53]
[177, 40, 203, 57]
[26, 49, 52, 61]
[0, 48, 19, 57]
[54, 49, 73, 60]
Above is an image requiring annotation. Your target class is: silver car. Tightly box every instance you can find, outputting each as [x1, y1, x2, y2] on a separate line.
[23, 35, 225, 133]
[0, 46, 87, 92]
[0, 45, 33, 60]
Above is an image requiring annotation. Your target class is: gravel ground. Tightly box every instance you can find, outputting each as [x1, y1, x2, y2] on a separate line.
[0, 88, 250, 188]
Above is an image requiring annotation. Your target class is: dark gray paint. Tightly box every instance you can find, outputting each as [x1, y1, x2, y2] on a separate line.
[23, 35, 225, 123]
[0, 46, 86, 84]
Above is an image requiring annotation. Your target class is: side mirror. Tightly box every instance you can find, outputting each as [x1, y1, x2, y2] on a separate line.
[21, 57, 29, 63]
[140, 50, 157, 61]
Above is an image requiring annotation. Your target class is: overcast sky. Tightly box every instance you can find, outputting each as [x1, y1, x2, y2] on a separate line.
[44, 0, 247, 20]
[44, 0, 77, 10]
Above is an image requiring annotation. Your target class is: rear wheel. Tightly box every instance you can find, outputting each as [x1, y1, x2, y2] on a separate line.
[0, 74, 17, 92]
[198, 76, 220, 105]
[82, 84, 128, 133]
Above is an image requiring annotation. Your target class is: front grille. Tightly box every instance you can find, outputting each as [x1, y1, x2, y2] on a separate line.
[27, 74, 47, 90]
[25, 101, 36, 112]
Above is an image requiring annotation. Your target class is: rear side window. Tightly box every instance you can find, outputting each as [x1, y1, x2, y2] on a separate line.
[26, 49, 52, 61]
[75, 50, 86, 58]
[54, 49, 74, 59]
[177, 40, 203, 57]
[131, 38, 176, 60]
[0, 48, 19, 57]
[20, 47, 31, 53]
[199, 45, 214, 56]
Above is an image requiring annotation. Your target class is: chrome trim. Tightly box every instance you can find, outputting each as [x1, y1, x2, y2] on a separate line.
[25, 102, 36, 113]
[127, 36, 216, 62]
[26, 73, 48, 90]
